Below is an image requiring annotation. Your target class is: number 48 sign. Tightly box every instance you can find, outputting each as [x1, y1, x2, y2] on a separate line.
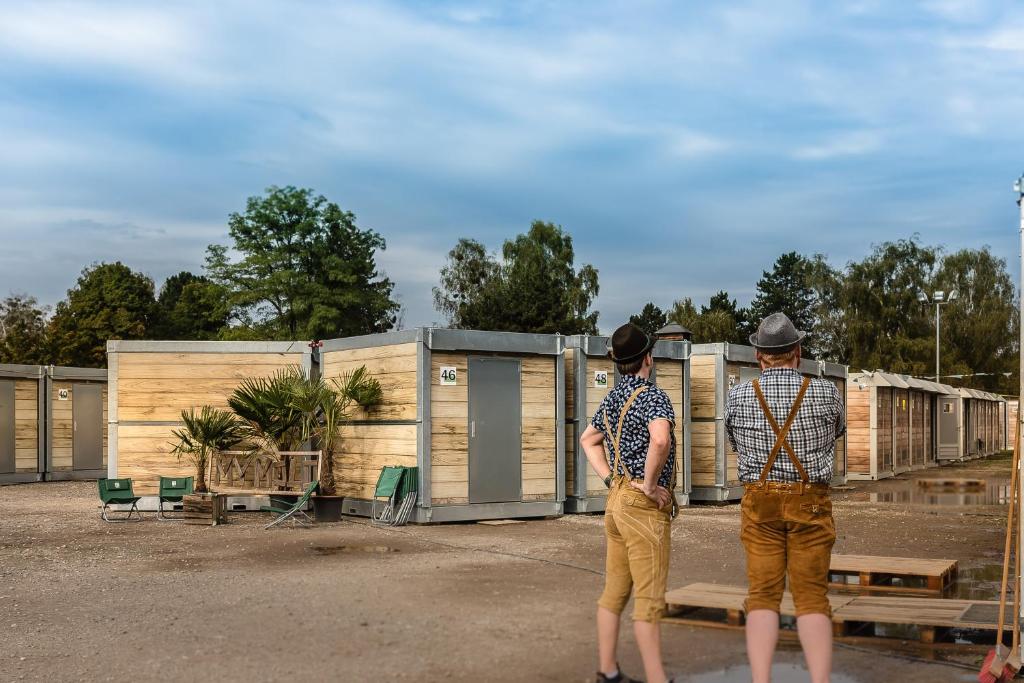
[440, 366, 458, 386]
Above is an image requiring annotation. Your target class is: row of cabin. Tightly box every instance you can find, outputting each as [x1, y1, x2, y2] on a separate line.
[0, 364, 108, 484]
[104, 333, 857, 518]
[846, 371, 1009, 481]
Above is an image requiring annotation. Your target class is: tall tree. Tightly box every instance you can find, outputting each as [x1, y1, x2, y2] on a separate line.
[747, 252, 817, 336]
[48, 262, 156, 367]
[841, 237, 938, 375]
[0, 294, 50, 364]
[667, 297, 739, 344]
[702, 290, 748, 344]
[433, 239, 502, 330]
[152, 272, 231, 340]
[934, 247, 1018, 392]
[803, 254, 849, 363]
[629, 302, 667, 336]
[206, 186, 399, 340]
[432, 221, 599, 334]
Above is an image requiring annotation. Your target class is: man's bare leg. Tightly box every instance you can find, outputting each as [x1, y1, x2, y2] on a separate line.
[745, 609, 779, 683]
[634, 620, 669, 683]
[597, 606, 621, 675]
[796, 614, 832, 683]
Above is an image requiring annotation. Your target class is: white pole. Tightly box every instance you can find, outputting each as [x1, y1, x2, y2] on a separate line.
[936, 301, 941, 381]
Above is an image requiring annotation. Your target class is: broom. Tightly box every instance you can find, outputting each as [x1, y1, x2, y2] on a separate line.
[980, 427, 1021, 683]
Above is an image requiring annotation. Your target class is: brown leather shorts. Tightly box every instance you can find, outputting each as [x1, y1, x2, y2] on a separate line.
[740, 486, 836, 617]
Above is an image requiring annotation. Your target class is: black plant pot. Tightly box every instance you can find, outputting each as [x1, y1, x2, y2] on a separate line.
[312, 495, 345, 522]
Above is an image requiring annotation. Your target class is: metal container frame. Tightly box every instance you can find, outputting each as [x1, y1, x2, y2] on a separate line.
[0, 364, 46, 484]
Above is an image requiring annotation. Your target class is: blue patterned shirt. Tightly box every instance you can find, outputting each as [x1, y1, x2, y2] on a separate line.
[591, 373, 676, 487]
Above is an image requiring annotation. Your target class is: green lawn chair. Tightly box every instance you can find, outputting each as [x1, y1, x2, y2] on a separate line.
[372, 466, 418, 527]
[158, 476, 194, 521]
[97, 478, 142, 522]
[261, 480, 318, 530]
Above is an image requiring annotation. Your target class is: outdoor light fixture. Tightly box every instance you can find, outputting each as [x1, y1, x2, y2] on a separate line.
[918, 289, 960, 381]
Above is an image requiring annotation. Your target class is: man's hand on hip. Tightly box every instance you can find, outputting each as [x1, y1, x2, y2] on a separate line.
[630, 481, 672, 509]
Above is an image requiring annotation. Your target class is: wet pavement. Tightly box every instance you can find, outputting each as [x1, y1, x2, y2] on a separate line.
[846, 475, 1012, 506]
[678, 662, 859, 682]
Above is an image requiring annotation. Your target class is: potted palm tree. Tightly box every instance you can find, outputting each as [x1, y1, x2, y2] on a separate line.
[292, 366, 382, 521]
[228, 367, 306, 505]
[170, 406, 245, 493]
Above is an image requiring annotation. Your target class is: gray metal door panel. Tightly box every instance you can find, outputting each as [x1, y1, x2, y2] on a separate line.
[0, 381, 14, 474]
[73, 384, 103, 470]
[469, 358, 521, 504]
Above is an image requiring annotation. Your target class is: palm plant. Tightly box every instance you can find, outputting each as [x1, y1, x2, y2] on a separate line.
[292, 366, 383, 496]
[228, 367, 306, 453]
[170, 406, 245, 493]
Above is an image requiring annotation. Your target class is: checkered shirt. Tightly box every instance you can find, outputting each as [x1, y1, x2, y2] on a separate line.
[591, 373, 676, 487]
[725, 368, 845, 483]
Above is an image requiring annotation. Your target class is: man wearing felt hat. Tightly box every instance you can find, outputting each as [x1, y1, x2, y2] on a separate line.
[579, 323, 679, 683]
[725, 313, 845, 683]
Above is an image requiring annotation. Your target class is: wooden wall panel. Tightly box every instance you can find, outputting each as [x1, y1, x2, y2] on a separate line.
[115, 351, 305, 490]
[335, 424, 417, 499]
[520, 356, 557, 500]
[322, 343, 418, 421]
[584, 357, 615, 497]
[431, 352, 468, 504]
[846, 385, 871, 475]
[14, 379, 38, 471]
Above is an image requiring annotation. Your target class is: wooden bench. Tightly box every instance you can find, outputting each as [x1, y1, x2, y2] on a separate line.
[664, 582, 1006, 645]
[828, 554, 958, 595]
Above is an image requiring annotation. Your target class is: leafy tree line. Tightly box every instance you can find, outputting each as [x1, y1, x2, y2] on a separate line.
[0, 186, 400, 367]
[628, 238, 1019, 393]
[1, 182, 1017, 395]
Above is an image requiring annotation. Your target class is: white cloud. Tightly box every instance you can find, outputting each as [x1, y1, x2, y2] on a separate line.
[792, 131, 884, 160]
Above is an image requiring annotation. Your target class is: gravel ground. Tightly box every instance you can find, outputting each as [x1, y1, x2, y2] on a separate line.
[0, 459, 1010, 682]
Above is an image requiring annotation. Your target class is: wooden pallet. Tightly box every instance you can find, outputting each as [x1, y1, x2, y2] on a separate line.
[664, 583, 1010, 645]
[182, 493, 226, 526]
[828, 554, 958, 595]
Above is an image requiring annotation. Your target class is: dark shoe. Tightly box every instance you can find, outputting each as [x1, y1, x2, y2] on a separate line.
[595, 671, 643, 683]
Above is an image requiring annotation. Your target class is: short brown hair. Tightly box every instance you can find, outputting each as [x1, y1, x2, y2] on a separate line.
[616, 355, 647, 376]
[759, 346, 799, 368]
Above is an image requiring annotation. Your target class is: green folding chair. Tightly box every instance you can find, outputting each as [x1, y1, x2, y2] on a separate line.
[372, 466, 418, 527]
[158, 476, 194, 521]
[262, 480, 318, 530]
[98, 478, 142, 522]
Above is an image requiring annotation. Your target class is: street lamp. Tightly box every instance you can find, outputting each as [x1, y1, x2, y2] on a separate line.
[917, 289, 958, 381]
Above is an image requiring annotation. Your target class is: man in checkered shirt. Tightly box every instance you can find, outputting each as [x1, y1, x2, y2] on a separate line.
[725, 312, 844, 683]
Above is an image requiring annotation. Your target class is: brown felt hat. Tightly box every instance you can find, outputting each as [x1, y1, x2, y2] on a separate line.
[607, 323, 656, 364]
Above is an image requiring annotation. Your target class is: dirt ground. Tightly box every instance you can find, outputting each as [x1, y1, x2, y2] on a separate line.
[1, 459, 1012, 683]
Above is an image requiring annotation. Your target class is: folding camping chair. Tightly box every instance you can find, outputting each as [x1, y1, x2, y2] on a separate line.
[98, 478, 143, 522]
[157, 475, 194, 521]
[261, 480, 318, 530]
[371, 466, 418, 527]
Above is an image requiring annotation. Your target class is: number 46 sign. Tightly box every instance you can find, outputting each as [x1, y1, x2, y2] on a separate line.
[440, 367, 458, 386]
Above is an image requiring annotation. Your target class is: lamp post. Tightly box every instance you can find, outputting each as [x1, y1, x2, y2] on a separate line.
[917, 290, 958, 381]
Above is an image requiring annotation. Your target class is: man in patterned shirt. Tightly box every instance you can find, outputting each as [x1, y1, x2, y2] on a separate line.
[580, 323, 678, 683]
[725, 312, 845, 683]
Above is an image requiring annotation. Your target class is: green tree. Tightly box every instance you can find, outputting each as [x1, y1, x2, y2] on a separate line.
[433, 221, 599, 334]
[841, 237, 938, 375]
[747, 252, 817, 337]
[0, 294, 50, 364]
[667, 297, 739, 344]
[629, 302, 667, 336]
[702, 290, 748, 344]
[934, 247, 1018, 392]
[48, 263, 156, 367]
[803, 255, 848, 363]
[152, 272, 230, 340]
[206, 186, 399, 340]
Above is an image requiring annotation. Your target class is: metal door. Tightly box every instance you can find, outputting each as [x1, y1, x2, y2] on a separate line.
[72, 384, 103, 470]
[468, 357, 522, 504]
[0, 381, 14, 474]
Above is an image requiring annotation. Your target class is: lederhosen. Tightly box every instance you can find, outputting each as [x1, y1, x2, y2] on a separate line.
[740, 376, 836, 617]
[597, 385, 677, 622]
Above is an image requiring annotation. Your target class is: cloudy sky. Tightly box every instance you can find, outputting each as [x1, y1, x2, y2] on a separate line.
[1, 0, 1022, 332]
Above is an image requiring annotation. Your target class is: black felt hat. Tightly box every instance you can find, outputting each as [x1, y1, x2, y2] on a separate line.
[748, 312, 807, 351]
[607, 323, 656, 364]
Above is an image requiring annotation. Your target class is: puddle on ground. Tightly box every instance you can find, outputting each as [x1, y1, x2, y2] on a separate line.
[307, 545, 399, 555]
[846, 476, 1011, 506]
[681, 663, 858, 682]
[954, 563, 1006, 600]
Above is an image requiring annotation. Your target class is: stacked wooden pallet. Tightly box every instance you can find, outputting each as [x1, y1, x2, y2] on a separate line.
[183, 493, 226, 526]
